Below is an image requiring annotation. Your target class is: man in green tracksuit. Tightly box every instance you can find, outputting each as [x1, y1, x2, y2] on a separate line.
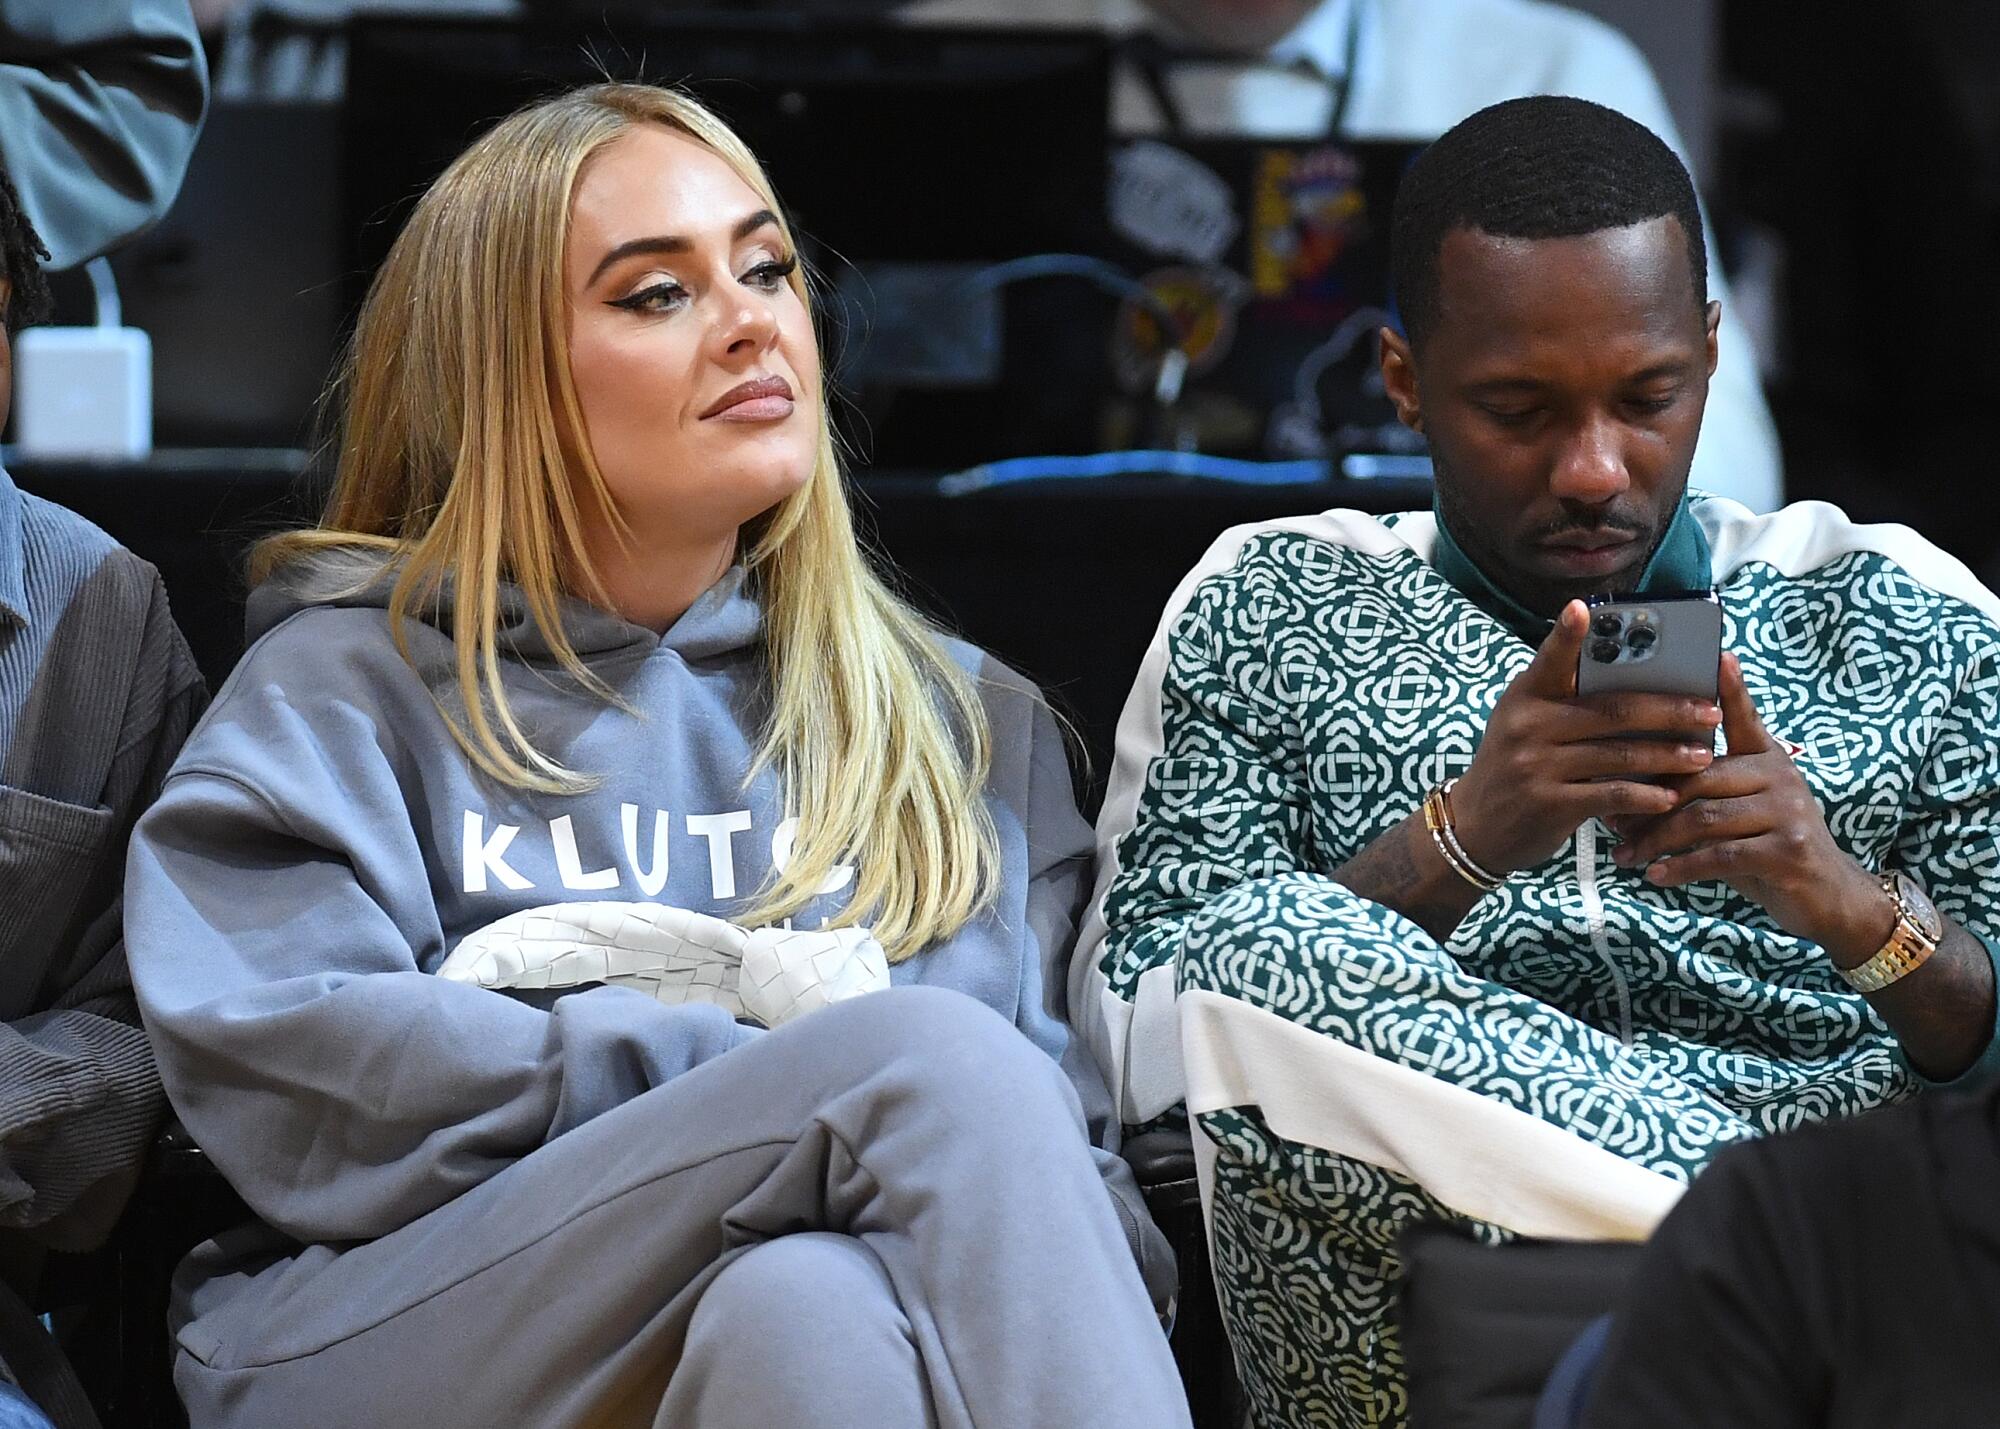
[1079, 96, 2000, 1429]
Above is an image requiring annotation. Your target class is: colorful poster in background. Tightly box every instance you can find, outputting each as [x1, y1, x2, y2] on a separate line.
[1108, 137, 1421, 459]
[1251, 145, 1374, 319]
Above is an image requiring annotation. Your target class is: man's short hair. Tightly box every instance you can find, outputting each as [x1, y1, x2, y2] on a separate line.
[1391, 95, 1707, 349]
[0, 164, 52, 336]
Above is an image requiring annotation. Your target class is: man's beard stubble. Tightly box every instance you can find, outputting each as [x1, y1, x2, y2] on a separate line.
[1432, 451, 1684, 617]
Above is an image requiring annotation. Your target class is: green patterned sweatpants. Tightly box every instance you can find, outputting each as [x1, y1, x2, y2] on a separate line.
[1174, 874, 1909, 1429]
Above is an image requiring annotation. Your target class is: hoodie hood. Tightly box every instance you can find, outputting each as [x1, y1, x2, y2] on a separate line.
[244, 546, 764, 664]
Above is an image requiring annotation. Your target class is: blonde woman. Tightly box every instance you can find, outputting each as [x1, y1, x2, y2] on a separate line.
[123, 83, 1187, 1428]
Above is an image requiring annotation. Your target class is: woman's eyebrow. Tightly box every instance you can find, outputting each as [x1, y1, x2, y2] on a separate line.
[586, 210, 779, 286]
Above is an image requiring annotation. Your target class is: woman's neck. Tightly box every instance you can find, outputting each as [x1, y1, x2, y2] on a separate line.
[583, 529, 736, 634]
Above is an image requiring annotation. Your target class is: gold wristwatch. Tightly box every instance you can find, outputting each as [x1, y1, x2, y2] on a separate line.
[1838, 872, 1944, 994]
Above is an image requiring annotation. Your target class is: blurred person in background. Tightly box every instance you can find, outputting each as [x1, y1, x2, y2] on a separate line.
[0, 0, 207, 270]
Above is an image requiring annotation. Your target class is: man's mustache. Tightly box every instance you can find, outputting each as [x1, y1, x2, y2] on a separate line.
[1530, 512, 1651, 542]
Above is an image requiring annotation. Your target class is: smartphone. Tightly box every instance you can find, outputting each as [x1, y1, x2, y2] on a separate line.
[1575, 590, 1723, 700]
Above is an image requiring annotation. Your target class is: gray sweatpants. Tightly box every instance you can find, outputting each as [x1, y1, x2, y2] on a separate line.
[168, 987, 1191, 1428]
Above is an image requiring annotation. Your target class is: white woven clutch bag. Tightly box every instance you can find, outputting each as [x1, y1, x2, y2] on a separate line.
[435, 901, 890, 1028]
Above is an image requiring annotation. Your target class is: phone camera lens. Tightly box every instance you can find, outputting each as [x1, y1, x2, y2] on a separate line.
[1589, 638, 1622, 664]
[1590, 613, 1622, 639]
[1625, 626, 1657, 653]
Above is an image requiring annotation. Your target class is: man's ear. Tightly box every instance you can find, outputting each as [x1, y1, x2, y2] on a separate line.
[1378, 326, 1423, 434]
[1703, 300, 1721, 379]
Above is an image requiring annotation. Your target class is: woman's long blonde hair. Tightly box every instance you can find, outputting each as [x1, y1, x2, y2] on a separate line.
[254, 83, 999, 960]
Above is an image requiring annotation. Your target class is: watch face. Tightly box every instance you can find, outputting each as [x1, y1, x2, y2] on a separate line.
[1894, 873, 1945, 941]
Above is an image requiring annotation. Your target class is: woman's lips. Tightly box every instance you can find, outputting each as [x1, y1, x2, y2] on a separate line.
[710, 395, 795, 422]
[702, 375, 795, 421]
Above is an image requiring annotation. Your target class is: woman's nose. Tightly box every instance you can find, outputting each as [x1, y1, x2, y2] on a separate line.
[713, 288, 778, 359]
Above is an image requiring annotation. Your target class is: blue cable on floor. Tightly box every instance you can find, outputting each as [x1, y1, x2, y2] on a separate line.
[935, 450, 1334, 495]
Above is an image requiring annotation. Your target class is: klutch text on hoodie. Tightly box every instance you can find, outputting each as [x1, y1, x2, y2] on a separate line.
[463, 807, 855, 901]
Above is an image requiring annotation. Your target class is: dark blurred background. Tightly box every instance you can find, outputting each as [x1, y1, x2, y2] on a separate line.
[1720, 1, 2000, 561]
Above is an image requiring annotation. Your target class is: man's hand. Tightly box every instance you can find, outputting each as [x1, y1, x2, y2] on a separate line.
[1609, 654, 1890, 961]
[1450, 601, 1724, 877]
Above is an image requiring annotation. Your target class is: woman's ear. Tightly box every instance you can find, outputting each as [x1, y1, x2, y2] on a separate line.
[1377, 326, 1423, 435]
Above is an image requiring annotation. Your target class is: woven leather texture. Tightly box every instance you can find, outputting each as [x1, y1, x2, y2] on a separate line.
[436, 901, 889, 1027]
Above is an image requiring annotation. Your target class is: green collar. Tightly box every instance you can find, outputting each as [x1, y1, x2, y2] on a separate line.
[1430, 496, 1712, 645]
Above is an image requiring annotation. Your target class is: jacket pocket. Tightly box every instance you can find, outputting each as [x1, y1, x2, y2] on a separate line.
[0, 785, 115, 1014]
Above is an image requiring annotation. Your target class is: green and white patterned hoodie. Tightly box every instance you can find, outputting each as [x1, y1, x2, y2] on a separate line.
[1080, 493, 2000, 1156]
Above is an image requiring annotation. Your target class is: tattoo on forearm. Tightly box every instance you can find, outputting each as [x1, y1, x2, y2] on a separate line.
[1339, 819, 1420, 894]
[1331, 815, 1480, 942]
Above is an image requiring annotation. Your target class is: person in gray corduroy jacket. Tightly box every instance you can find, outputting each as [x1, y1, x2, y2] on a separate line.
[0, 156, 206, 1428]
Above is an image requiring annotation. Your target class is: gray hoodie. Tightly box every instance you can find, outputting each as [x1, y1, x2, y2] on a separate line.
[124, 552, 1168, 1304]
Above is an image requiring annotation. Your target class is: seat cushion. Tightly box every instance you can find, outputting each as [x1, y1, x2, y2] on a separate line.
[1398, 1221, 1641, 1429]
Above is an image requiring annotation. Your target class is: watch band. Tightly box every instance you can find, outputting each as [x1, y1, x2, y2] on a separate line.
[1838, 873, 1941, 994]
